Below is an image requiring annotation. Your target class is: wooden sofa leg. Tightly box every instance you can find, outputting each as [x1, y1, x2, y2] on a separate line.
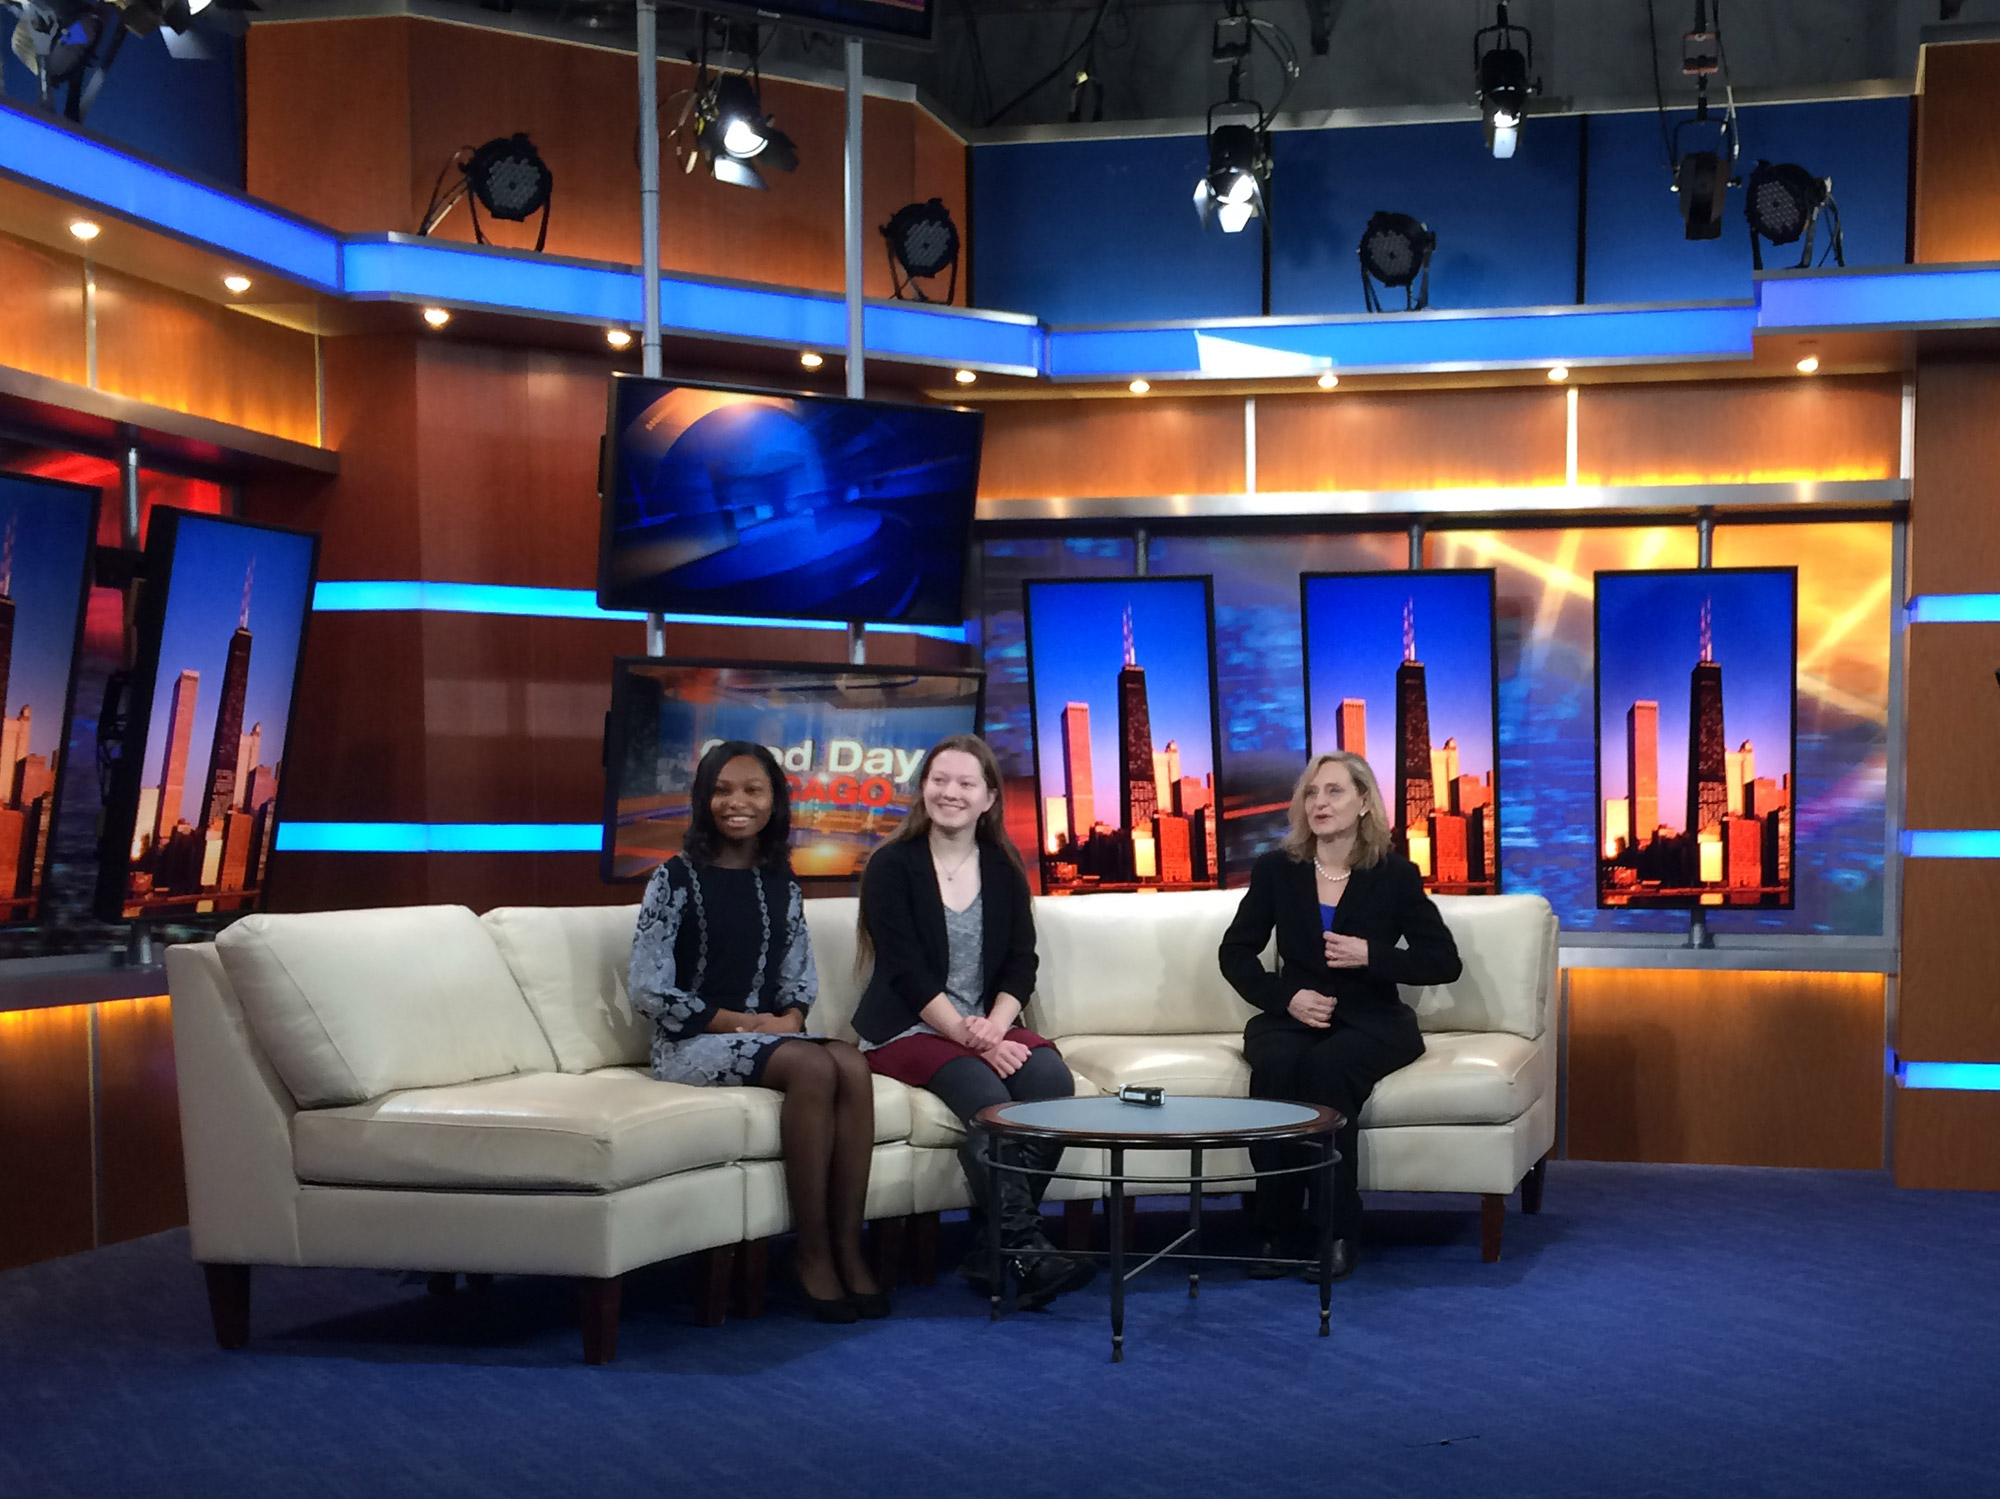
[694, 1245, 733, 1327]
[578, 1276, 622, 1365]
[425, 1272, 458, 1296]
[1521, 1154, 1549, 1216]
[905, 1212, 940, 1286]
[1480, 1194, 1505, 1263]
[731, 1238, 769, 1319]
[869, 1217, 907, 1293]
[202, 1263, 251, 1350]
[1063, 1198, 1095, 1252]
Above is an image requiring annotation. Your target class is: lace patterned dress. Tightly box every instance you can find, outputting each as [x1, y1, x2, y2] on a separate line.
[629, 855, 818, 1087]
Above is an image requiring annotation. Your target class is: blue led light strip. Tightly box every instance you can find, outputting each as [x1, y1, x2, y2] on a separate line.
[1895, 1059, 2000, 1092]
[278, 823, 603, 854]
[309, 581, 967, 641]
[1901, 831, 2000, 859]
[1907, 594, 2000, 624]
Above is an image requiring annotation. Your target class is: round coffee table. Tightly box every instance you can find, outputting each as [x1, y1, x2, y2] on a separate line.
[975, 1094, 1344, 1361]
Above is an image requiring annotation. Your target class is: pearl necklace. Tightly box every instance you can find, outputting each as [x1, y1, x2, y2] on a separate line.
[1313, 858, 1351, 885]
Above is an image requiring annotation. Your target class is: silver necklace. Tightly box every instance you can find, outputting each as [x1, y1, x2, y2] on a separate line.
[933, 839, 978, 881]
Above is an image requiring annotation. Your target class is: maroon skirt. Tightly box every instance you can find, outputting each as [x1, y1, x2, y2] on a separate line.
[863, 1027, 1057, 1088]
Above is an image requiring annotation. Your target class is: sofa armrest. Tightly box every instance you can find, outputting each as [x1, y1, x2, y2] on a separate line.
[168, 944, 306, 1266]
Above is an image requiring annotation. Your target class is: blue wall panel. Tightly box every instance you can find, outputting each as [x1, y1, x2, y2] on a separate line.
[3, 34, 243, 188]
[1583, 98, 1908, 307]
[1268, 116, 1582, 315]
[972, 133, 1265, 324]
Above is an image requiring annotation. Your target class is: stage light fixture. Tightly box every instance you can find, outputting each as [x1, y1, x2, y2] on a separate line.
[1547, 365, 1568, 381]
[422, 306, 452, 329]
[1317, 372, 1339, 389]
[1745, 159, 1842, 270]
[881, 199, 960, 304]
[1473, 1, 1539, 159]
[954, 369, 977, 385]
[1194, 100, 1269, 237]
[605, 328, 633, 350]
[1795, 354, 1819, 375]
[222, 274, 251, 294]
[1662, 2, 1738, 241]
[691, 72, 797, 191]
[799, 351, 824, 370]
[417, 133, 554, 250]
[1128, 379, 1151, 394]
[1359, 211, 1436, 312]
[68, 218, 101, 242]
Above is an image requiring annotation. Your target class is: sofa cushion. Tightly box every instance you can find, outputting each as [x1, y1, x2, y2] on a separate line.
[1359, 1032, 1547, 1128]
[1028, 891, 1260, 1039]
[801, 896, 864, 1044]
[1055, 1034, 1250, 1098]
[482, 905, 647, 1073]
[293, 1070, 747, 1192]
[1413, 896, 1556, 1041]
[739, 1070, 910, 1158]
[215, 905, 557, 1108]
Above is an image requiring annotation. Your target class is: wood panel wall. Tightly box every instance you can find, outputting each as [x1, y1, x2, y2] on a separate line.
[1575, 377, 1902, 486]
[1912, 39, 2000, 264]
[1565, 970, 1887, 1169]
[1909, 362, 2000, 597]
[245, 18, 967, 300]
[0, 233, 86, 387]
[1258, 387, 1566, 491]
[978, 397, 1247, 498]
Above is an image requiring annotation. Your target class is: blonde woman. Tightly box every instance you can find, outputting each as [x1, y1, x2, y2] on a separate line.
[1218, 751, 1461, 1280]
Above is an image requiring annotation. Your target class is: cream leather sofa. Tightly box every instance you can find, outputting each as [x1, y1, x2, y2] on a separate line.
[168, 887, 1554, 1362]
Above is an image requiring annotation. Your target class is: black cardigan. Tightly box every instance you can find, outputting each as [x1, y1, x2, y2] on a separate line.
[851, 835, 1038, 1046]
[1218, 848, 1463, 1050]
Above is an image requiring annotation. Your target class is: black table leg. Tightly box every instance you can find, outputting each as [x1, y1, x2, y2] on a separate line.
[986, 1132, 1004, 1322]
[1318, 1138, 1336, 1337]
[1188, 1146, 1203, 1299]
[1108, 1146, 1126, 1362]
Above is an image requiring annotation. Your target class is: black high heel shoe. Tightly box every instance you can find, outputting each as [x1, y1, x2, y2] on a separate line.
[794, 1272, 859, 1324]
[850, 1289, 891, 1320]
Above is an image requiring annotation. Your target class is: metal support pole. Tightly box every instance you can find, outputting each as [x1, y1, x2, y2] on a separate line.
[120, 441, 153, 970]
[844, 37, 865, 400]
[1408, 521, 1424, 570]
[637, 0, 666, 658]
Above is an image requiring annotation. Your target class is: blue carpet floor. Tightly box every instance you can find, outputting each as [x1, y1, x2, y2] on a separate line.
[3, 1162, 1997, 1499]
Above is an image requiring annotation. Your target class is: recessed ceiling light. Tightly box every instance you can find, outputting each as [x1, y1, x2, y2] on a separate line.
[799, 351, 824, 369]
[1795, 354, 1820, 374]
[222, 274, 252, 295]
[1546, 364, 1569, 382]
[68, 219, 101, 243]
[953, 369, 977, 385]
[422, 306, 452, 329]
[1316, 372, 1339, 389]
[1128, 378, 1151, 394]
[605, 328, 633, 350]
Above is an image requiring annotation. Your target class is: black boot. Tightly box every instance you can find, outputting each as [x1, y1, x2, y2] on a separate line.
[957, 1207, 999, 1298]
[995, 1142, 1094, 1311]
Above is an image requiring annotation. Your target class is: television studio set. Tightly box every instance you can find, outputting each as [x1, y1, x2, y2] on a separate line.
[0, 3, 1996, 1496]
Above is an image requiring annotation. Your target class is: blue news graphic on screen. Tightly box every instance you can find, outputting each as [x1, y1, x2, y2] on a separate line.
[0, 474, 94, 926]
[1302, 570, 1501, 894]
[1594, 568, 1797, 911]
[1023, 576, 1223, 892]
[101, 511, 319, 921]
[604, 658, 984, 881]
[597, 377, 982, 626]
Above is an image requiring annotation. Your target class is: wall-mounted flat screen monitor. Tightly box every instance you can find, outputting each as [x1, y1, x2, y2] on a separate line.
[597, 375, 982, 627]
[694, 0, 934, 45]
[0, 473, 95, 927]
[1594, 567, 1798, 910]
[603, 656, 984, 882]
[96, 510, 320, 921]
[1301, 569, 1502, 894]
[1022, 576, 1224, 893]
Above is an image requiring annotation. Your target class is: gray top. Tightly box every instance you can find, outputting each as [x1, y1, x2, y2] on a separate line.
[985, 1096, 1331, 1142]
[859, 894, 986, 1052]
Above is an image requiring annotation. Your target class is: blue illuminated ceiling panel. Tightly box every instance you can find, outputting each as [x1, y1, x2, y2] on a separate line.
[1046, 303, 1757, 381]
[1758, 263, 2000, 332]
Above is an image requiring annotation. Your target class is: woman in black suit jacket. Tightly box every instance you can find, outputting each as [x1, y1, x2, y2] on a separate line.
[1219, 750, 1462, 1278]
[854, 734, 1095, 1309]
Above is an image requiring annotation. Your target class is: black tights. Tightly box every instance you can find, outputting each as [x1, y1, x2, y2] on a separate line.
[927, 1047, 1075, 1206]
[760, 1039, 880, 1302]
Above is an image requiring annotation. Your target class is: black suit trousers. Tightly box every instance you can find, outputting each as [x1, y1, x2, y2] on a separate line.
[1243, 1016, 1422, 1238]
